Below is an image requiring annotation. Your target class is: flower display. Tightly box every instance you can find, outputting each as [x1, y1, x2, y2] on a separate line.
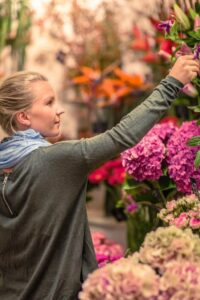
[158, 194, 200, 232]
[79, 258, 160, 300]
[91, 232, 124, 268]
[167, 121, 200, 193]
[139, 226, 200, 273]
[80, 226, 200, 300]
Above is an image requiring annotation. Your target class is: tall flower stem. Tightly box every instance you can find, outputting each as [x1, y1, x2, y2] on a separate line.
[151, 181, 167, 206]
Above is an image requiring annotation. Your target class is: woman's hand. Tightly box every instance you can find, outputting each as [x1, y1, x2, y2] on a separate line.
[169, 55, 200, 85]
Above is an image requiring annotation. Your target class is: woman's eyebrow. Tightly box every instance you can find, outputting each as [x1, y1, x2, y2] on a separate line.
[44, 96, 55, 101]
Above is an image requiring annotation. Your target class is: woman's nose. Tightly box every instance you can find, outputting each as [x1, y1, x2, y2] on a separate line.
[57, 106, 65, 116]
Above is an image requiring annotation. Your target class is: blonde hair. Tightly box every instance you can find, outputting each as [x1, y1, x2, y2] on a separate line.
[0, 71, 48, 135]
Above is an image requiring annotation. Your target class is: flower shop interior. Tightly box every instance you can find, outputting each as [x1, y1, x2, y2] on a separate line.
[1, 0, 200, 299]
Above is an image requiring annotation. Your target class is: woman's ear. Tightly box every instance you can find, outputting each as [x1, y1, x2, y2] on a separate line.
[15, 111, 31, 128]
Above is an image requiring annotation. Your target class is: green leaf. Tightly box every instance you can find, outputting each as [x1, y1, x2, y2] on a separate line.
[188, 106, 200, 113]
[116, 200, 125, 208]
[187, 136, 200, 146]
[189, 8, 199, 20]
[194, 151, 200, 168]
[187, 30, 200, 40]
[197, 119, 200, 126]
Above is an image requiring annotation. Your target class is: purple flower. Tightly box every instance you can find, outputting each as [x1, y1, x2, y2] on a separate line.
[127, 202, 138, 214]
[193, 43, 200, 59]
[148, 122, 178, 144]
[175, 43, 192, 58]
[121, 135, 165, 181]
[157, 20, 174, 34]
[167, 121, 200, 193]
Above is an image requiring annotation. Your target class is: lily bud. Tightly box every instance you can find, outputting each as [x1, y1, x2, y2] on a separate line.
[182, 83, 198, 98]
[173, 3, 191, 30]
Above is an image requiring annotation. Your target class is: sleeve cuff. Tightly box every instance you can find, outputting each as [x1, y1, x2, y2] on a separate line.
[165, 75, 184, 89]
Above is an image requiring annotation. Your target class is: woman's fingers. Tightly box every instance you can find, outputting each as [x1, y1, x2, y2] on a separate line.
[169, 55, 200, 85]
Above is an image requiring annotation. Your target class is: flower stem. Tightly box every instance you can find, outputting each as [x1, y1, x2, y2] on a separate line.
[151, 181, 167, 206]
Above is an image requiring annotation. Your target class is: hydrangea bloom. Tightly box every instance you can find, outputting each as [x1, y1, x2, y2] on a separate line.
[91, 232, 124, 267]
[148, 121, 178, 143]
[158, 194, 200, 232]
[79, 257, 160, 300]
[167, 121, 200, 193]
[121, 134, 165, 181]
[121, 122, 177, 181]
[139, 226, 200, 272]
[160, 259, 200, 299]
[80, 226, 200, 300]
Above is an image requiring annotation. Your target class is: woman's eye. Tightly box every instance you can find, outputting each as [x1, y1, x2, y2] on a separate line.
[47, 100, 53, 105]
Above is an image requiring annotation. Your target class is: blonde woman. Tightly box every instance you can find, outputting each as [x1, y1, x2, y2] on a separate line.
[0, 55, 199, 300]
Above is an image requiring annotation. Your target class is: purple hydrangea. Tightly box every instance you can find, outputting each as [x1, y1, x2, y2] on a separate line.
[167, 121, 200, 193]
[121, 134, 165, 181]
[148, 122, 178, 144]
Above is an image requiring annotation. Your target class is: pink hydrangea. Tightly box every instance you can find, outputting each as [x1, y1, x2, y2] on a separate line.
[148, 122, 178, 143]
[167, 121, 200, 193]
[121, 134, 165, 181]
[91, 232, 124, 267]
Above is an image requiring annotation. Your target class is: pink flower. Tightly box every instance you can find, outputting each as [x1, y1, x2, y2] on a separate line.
[167, 121, 200, 193]
[175, 43, 192, 57]
[194, 16, 200, 31]
[189, 218, 200, 229]
[172, 213, 189, 228]
[166, 200, 176, 211]
[88, 167, 108, 184]
[181, 83, 198, 98]
[92, 232, 124, 267]
[126, 202, 138, 214]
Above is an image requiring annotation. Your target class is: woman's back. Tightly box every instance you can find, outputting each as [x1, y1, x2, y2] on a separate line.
[0, 142, 97, 300]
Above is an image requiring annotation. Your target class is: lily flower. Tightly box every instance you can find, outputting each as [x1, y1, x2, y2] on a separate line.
[173, 3, 191, 30]
[157, 20, 174, 33]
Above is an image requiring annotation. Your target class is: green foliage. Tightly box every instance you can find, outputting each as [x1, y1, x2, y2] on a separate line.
[0, 0, 31, 70]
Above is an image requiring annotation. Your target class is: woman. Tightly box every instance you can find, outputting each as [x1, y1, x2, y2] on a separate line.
[0, 55, 199, 300]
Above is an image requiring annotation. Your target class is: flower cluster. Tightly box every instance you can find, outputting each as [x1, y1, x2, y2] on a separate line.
[159, 259, 200, 300]
[88, 158, 125, 186]
[158, 194, 200, 231]
[79, 258, 160, 300]
[121, 134, 165, 181]
[121, 121, 177, 181]
[91, 232, 124, 267]
[167, 121, 200, 193]
[139, 226, 200, 273]
[80, 226, 200, 300]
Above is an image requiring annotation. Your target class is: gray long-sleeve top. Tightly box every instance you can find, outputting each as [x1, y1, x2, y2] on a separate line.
[0, 76, 183, 300]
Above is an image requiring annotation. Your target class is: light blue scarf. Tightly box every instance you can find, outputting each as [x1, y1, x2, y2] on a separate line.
[0, 129, 51, 169]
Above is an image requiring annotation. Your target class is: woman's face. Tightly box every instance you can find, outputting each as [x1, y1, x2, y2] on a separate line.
[26, 81, 64, 137]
